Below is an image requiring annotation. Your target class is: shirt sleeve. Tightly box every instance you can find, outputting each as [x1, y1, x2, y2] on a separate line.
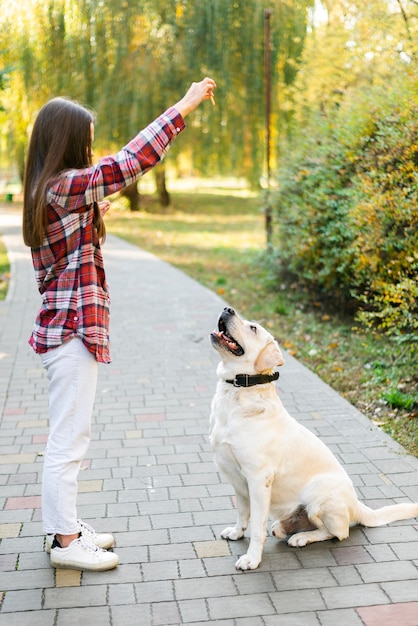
[47, 107, 186, 211]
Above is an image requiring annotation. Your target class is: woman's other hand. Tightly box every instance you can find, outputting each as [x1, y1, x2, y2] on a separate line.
[98, 200, 111, 217]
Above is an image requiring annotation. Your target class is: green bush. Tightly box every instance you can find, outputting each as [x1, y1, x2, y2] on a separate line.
[273, 77, 418, 344]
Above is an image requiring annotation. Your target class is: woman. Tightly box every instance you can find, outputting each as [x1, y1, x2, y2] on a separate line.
[23, 77, 216, 571]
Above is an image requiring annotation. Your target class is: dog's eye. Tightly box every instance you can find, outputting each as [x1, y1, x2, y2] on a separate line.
[250, 325, 257, 333]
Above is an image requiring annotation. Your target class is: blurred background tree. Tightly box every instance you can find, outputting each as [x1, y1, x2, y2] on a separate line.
[0, 0, 313, 202]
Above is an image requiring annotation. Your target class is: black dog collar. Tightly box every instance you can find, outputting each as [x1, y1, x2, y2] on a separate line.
[225, 372, 279, 387]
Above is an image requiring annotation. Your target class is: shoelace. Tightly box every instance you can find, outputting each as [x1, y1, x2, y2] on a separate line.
[77, 519, 98, 539]
[76, 533, 105, 555]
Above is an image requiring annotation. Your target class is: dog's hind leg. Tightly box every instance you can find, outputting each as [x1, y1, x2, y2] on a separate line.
[287, 507, 350, 548]
[288, 527, 335, 547]
[272, 506, 317, 539]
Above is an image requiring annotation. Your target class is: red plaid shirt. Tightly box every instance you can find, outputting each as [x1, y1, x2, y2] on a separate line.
[29, 107, 185, 363]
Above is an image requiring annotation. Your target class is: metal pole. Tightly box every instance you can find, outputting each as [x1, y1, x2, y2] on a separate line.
[264, 8, 272, 245]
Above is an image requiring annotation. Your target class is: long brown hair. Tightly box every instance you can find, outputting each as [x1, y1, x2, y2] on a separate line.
[23, 97, 106, 247]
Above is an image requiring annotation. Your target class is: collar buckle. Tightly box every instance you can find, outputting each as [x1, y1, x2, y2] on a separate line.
[233, 374, 250, 387]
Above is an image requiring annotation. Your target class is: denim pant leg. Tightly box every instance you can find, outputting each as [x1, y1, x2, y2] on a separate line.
[41, 337, 98, 535]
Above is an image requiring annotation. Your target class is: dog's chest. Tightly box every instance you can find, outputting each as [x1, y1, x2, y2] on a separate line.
[209, 387, 280, 461]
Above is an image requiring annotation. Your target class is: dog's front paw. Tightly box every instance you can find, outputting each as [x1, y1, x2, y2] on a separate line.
[221, 526, 245, 541]
[235, 553, 261, 570]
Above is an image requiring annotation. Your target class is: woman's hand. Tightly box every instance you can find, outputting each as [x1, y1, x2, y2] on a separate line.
[98, 200, 111, 217]
[174, 77, 217, 118]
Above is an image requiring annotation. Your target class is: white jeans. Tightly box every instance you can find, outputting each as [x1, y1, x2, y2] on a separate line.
[41, 337, 98, 535]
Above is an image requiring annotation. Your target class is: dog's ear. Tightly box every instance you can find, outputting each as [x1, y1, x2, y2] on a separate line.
[254, 340, 284, 373]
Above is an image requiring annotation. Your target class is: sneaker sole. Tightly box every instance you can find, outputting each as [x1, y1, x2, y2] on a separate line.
[50, 553, 119, 571]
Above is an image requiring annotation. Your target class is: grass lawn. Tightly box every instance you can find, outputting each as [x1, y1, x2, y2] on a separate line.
[0, 236, 9, 300]
[107, 187, 417, 458]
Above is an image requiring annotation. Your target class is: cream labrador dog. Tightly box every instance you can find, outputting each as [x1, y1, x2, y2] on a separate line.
[209, 307, 418, 571]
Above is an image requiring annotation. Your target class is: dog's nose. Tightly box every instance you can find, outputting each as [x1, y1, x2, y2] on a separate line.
[223, 307, 235, 316]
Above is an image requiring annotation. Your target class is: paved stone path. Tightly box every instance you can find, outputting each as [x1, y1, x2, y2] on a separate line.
[0, 204, 417, 626]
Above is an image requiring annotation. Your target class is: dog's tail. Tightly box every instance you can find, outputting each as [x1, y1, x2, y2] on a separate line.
[354, 501, 418, 527]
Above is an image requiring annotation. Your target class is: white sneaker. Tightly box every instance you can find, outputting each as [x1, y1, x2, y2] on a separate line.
[45, 519, 114, 553]
[50, 534, 119, 571]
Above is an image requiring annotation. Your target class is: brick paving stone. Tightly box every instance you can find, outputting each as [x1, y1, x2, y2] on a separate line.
[330, 564, 365, 586]
[0, 568, 52, 591]
[0, 455, 37, 467]
[107, 582, 136, 605]
[178, 558, 207, 579]
[265, 613, 321, 626]
[151, 600, 181, 625]
[44, 585, 108, 609]
[321, 583, 390, 609]
[356, 560, 418, 583]
[269, 589, 326, 613]
[0, 554, 17, 571]
[208, 593, 277, 620]
[232, 571, 276, 594]
[317, 608, 364, 626]
[332, 544, 374, 565]
[77, 479, 103, 493]
[363, 525, 418, 544]
[0, 523, 21, 538]
[380, 581, 418, 603]
[111, 546, 148, 566]
[391, 541, 418, 560]
[1, 588, 43, 612]
[356, 602, 418, 626]
[294, 546, 339, 568]
[149, 542, 196, 562]
[4, 495, 41, 510]
[111, 604, 152, 626]
[0, 610, 56, 626]
[271, 567, 337, 591]
[56, 607, 111, 625]
[178, 598, 209, 623]
[83, 563, 143, 585]
[0, 535, 42, 555]
[141, 560, 180, 582]
[55, 570, 81, 587]
[1, 205, 418, 625]
[175, 575, 237, 601]
[193, 540, 231, 558]
[365, 543, 397, 562]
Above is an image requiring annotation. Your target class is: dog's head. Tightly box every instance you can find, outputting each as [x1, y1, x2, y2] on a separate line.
[210, 308, 284, 378]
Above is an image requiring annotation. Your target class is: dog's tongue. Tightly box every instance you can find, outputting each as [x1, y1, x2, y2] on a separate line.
[219, 331, 238, 350]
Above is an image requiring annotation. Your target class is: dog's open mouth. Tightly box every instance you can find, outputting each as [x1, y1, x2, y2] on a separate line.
[211, 318, 244, 356]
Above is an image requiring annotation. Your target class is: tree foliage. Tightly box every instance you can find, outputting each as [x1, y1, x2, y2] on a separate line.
[0, 0, 313, 188]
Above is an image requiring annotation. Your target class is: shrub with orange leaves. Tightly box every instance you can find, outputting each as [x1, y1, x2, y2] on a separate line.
[273, 75, 417, 353]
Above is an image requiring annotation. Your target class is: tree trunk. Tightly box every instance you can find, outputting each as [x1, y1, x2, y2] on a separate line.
[120, 182, 140, 211]
[155, 166, 170, 207]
